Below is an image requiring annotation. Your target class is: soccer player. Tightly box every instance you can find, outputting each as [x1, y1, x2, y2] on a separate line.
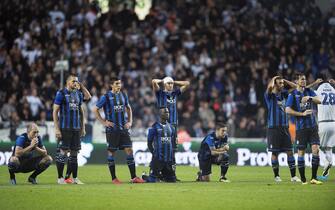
[285, 73, 322, 184]
[152, 76, 190, 179]
[264, 76, 301, 182]
[196, 122, 230, 182]
[315, 78, 335, 181]
[93, 77, 144, 184]
[8, 123, 53, 185]
[53, 75, 86, 184]
[142, 107, 176, 183]
[62, 81, 91, 183]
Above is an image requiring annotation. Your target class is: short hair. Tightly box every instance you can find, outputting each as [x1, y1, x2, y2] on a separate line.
[274, 76, 283, 83]
[111, 76, 120, 84]
[216, 122, 227, 129]
[66, 74, 78, 82]
[27, 123, 38, 133]
[294, 72, 305, 81]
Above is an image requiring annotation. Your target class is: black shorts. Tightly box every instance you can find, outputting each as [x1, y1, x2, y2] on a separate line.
[150, 158, 175, 181]
[59, 129, 81, 151]
[106, 130, 132, 151]
[296, 127, 320, 150]
[267, 127, 292, 152]
[199, 156, 219, 176]
[15, 156, 43, 173]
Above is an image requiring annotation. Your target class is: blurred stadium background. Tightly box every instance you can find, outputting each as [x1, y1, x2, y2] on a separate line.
[0, 0, 335, 167]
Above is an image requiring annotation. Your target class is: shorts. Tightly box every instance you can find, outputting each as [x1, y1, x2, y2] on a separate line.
[267, 127, 293, 152]
[15, 156, 43, 173]
[150, 158, 175, 182]
[296, 127, 320, 150]
[59, 129, 81, 151]
[318, 122, 335, 148]
[199, 156, 219, 176]
[106, 130, 132, 151]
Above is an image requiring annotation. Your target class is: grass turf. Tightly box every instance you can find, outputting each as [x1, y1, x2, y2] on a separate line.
[0, 165, 334, 210]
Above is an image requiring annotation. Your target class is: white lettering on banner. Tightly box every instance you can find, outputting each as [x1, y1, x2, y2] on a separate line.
[0, 151, 14, 165]
[132, 142, 199, 166]
[237, 148, 335, 167]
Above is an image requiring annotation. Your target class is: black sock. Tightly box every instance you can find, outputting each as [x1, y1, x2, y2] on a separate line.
[311, 155, 320, 179]
[30, 160, 52, 178]
[9, 170, 15, 179]
[65, 158, 71, 179]
[220, 163, 229, 177]
[287, 156, 296, 177]
[69, 156, 78, 179]
[271, 159, 279, 177]
[55, 153, 66, 178]
[298, 156, 306, 182]
[127, 155, 136, 179]
[108, 156, 116, 179]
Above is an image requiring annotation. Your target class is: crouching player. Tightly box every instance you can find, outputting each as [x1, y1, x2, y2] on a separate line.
[143, 107, 176, 183]
[196, 123, 230, 182]
[8, 123, 52, 185]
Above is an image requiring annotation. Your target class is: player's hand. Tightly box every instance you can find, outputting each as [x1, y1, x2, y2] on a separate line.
[301, 96, 311, 103]
[329, 79, 335, 84]
[124, 122, 132, 129]
[104, 120, 114, 128]
[223, 144, 229, 151]
[30, 137, 38, 147]
[55, 128, 62, 140]
[302, 109, 313, 116]
[315, 78, 323, 84]
[80, 129, 86, 137]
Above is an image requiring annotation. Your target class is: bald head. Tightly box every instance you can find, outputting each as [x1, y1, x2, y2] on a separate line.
[27, 123, 39, 139]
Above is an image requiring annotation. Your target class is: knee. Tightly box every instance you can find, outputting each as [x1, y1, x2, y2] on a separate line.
[311, 145, 319, 155]
[124, 148, 133, 155]
[42, 155, 53, 164]
[8, 157, 20, 170]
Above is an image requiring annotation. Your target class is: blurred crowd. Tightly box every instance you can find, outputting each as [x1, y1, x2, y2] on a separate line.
[0, 0, 335, 139]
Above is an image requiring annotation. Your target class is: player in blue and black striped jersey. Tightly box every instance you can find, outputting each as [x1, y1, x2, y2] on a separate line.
[196, 123, 230, 182]
[142, 107, 176, 182]
[53, 75, 86, 184]
[264, 76, 301, 183]
[8, 123, 52, 185]
[152, 76, 190, 180]
[285, 73, 322, 184]
[93, 77, 144, 184]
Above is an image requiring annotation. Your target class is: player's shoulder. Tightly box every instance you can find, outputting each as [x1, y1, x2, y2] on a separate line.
[16, 133, 28, 144]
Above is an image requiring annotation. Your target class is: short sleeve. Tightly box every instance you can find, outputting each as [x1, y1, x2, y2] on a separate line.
[204, 136, 215, 149]
[15, 136, 25, 147]
[96, 95, 107, 109]
[54, 91, 63, 105]
[286, 94, 294, 108]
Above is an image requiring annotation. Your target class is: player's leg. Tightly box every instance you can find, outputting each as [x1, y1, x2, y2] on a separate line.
[144, 159, 163, 183]
[198, 159, 212, 182]
[296, 129, 307, 183]
[286, 150, 300, 182]
[69, 130, 83, 184]
[28, 155, 53, 184]
[8, 156, 20, 184]
[106, 132, 120, 183]
[55, 130, 70, 183]
[309, 127, 322, 184]
[219, 153, 230, 182]
[322, 147, 333, 176]
[161, 162, 176, 183]
[267, 128, 281, 181]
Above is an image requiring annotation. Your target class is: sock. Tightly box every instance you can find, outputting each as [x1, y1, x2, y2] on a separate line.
[220, 153, 229, 177]
[65, 158, 71, 179]
[325, 149, 333, 166]
[271, 159, 279, 177]
[69, 156, 78, 179]
[126, 155, 136, 179]
[287, 156, 296, 177]
[108, 156, 116, 180]
[298, 156, 306, 182]
[55, 153, 67, 178]
[311, 155, 320, 179]
[8, 161, 19, 179]
[30, 160, 52, 178]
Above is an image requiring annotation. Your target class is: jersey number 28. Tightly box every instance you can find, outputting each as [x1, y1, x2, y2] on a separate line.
[321, 92, 335, 105]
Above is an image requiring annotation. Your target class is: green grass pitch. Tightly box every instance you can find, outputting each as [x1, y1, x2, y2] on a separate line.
[0, 165, 334, 210]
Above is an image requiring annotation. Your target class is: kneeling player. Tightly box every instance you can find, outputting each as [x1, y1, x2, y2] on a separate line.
[143, 107, 176, 183]
[8, 123, 53, 185]
[196, 123, 230, 182]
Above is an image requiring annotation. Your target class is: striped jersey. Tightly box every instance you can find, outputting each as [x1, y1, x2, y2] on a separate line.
[96, 91, 130, 132]
[54, 88, 83, 130]
[264, 90, 289, 128]
[13, 133, 44, 159]
[286, 88, 317, 130]
[155, 89, 181, 125]
[147, 122, 175, 162]
[198, 132, 228, 161]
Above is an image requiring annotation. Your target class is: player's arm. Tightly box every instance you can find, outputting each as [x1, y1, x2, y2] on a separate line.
[266, 76, 279, 94]
[301, 96, 321, 104]
[34, 145, 48, 156]
[152, 79, 162, 92]
[125, 104, 133, 129]
[285, 107, 313, 117]
[210, 147, 226, 156]
[147, 128, 155, 154]
[174, 80, 190, 93]
[79, 82, 92, 101]
[306, 78, 323, 89]
[283, 79, 297, 92]
[329, 79, 335, 86]
[53, 104, 62, 139]
[80, 106, 86, 137]
[93, 96, 114, 127]
[14, 138, 38, 157]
